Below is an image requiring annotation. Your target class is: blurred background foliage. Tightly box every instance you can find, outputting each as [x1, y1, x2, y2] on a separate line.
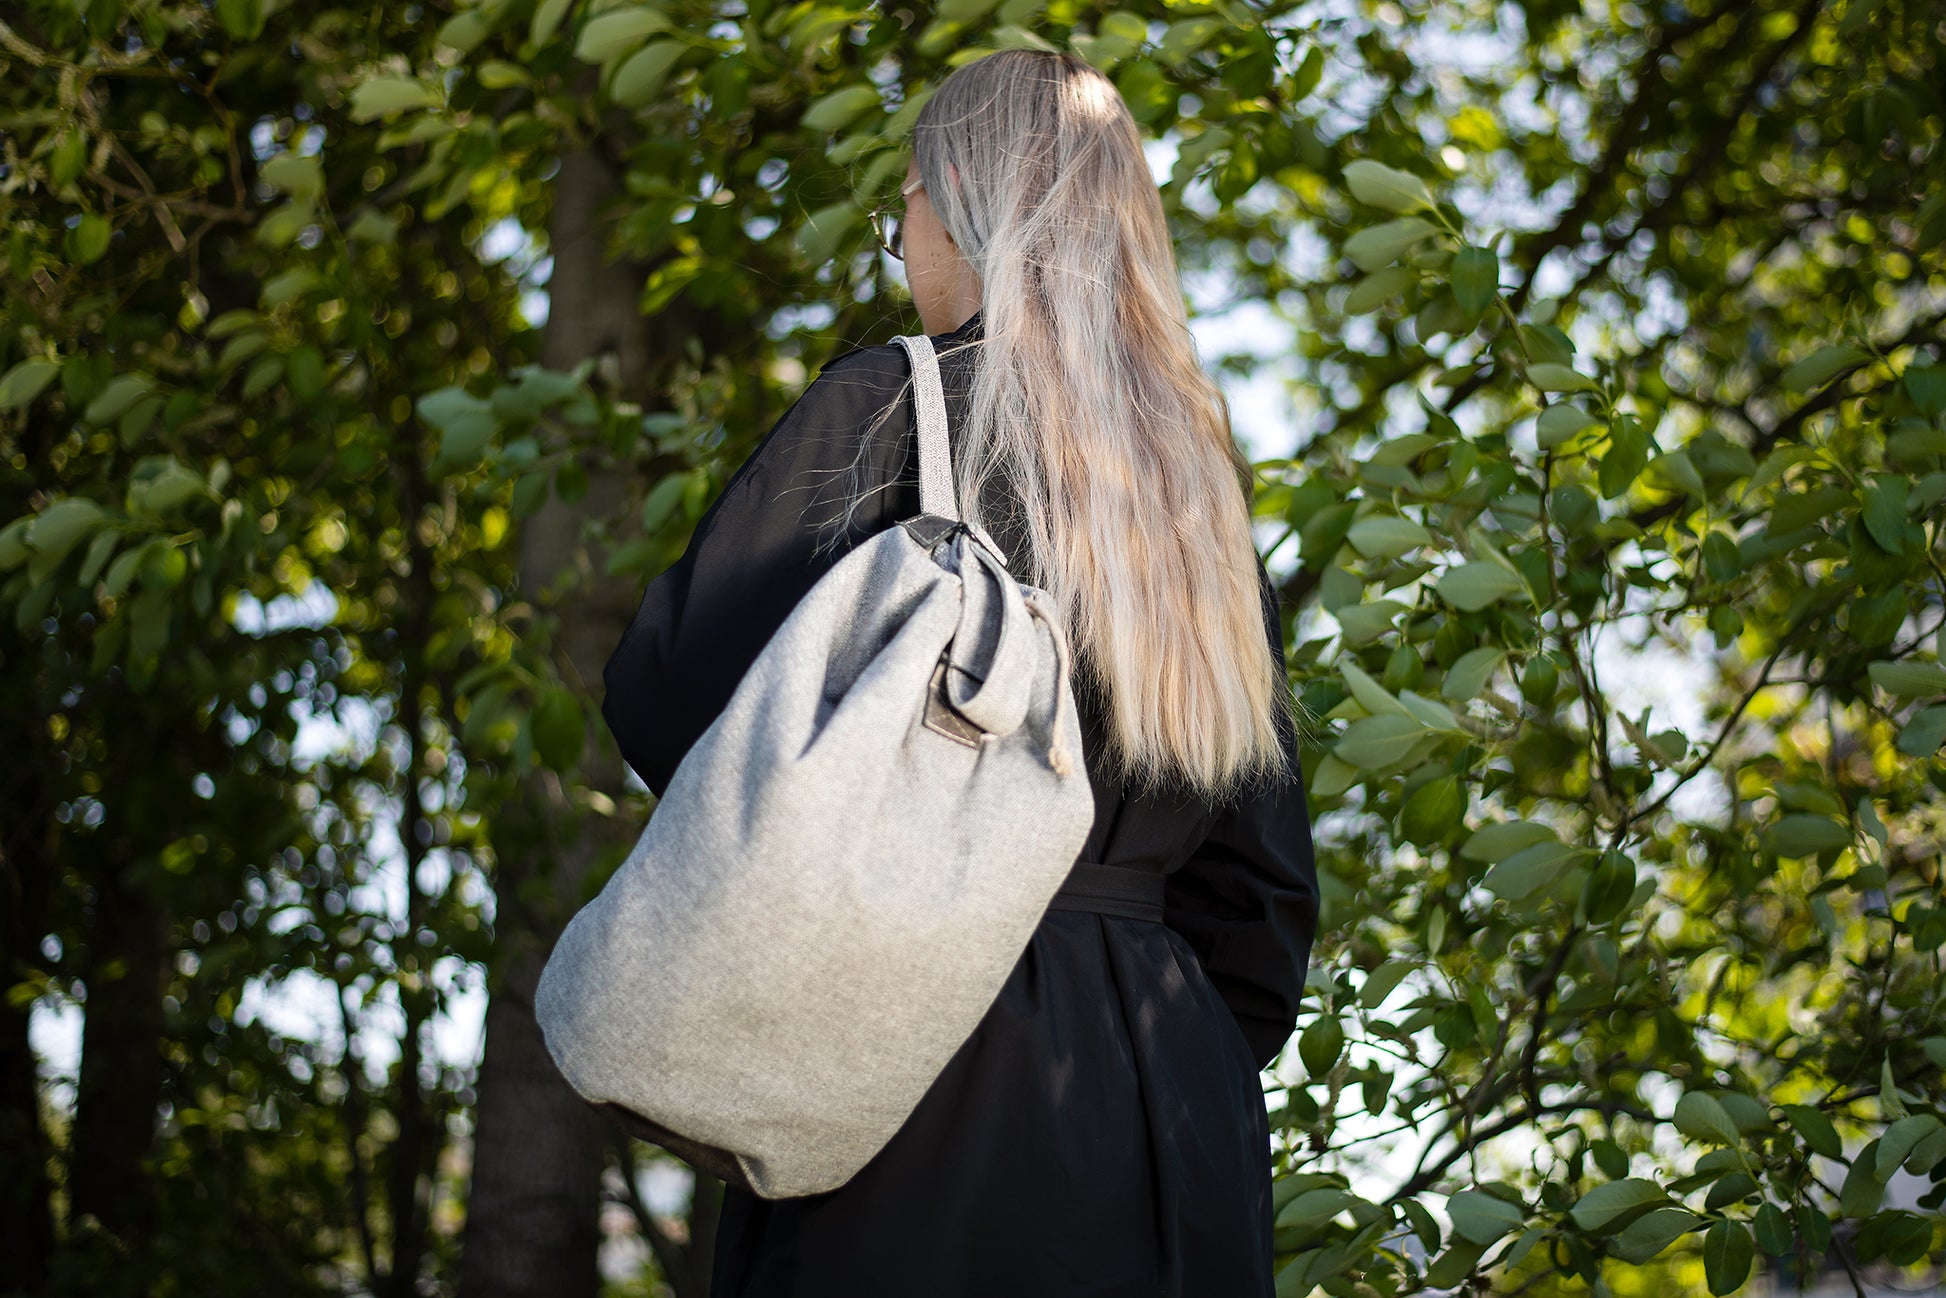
[2, 0, 1943, 1295]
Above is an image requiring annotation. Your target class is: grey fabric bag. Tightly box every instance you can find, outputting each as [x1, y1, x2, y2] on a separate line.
[534, 331, 1096, 1200]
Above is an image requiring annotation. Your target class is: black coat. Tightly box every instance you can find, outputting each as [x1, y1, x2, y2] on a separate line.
[599, 306, 1320, 1297]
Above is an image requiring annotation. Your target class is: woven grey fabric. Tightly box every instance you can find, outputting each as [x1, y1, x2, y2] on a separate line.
[535, 331, 1095, 1200]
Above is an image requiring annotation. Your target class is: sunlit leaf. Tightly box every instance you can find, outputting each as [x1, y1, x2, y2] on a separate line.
[1781, 344, 1868, 390]
[1343, 159, 1434, 213]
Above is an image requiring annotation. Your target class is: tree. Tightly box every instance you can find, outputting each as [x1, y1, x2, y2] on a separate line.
[4, 0, 1941, 1295]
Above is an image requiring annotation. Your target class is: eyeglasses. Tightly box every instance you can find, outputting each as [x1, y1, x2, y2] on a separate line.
[869, 176, 925, 261]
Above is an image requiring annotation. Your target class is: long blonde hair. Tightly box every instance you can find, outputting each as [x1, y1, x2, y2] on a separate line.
[836, 49, 1297, 804]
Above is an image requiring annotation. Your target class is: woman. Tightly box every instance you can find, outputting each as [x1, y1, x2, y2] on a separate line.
[600, 49, 1320, 1297]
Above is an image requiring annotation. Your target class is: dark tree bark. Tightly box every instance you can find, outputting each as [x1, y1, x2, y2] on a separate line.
[0, 734, 56, 1296]
[458, 123, 661, 1298]
[67, 858, 166, 1247]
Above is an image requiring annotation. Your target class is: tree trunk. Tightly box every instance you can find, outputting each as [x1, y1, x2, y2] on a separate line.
[458, 131, 655, 1298]
[0, 737, 55, 1294]
[68, 858, 166, 1248]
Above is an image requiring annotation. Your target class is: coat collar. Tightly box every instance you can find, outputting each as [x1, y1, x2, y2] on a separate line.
[937, 305, 984, 345]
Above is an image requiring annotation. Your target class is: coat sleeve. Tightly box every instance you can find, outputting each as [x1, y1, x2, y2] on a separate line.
[1163, 556, 1321, 1073]
[600, 353, 904, 797]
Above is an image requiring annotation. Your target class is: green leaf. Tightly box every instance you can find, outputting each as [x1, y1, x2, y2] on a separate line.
[1874, 1115, 1942, 1179]
[530, 0, 572, 45]
[803, 85, 883, 133]
[48, 130, 86, 189]
[1703, 1218, 1754, 1295]
[1344, 265, 1416, 314]
[260, 152, 324, 200]
[1896, 705, 1946, 757]
[1460, 820, 1557, 863]
[1528, 362, 1598, 393]
[1358, 960, 1414, 1010]
[1903, 1126, 1946, 1177]
[1763, 814, 1852, 858]
[1598, 412, 1651, 498]
[1447, 1190, 1524, 1246]
[1345, 514, 1431, 560]
[1674, 1091, 1742, 1146]
[1298, 1014, 1343, 1076]
[349, 77, 437, 122]
[1781, 344, 1868, 390]
[261, 267, 321, 308]
[70, 213, 112, 264]
[1861, 476, 1909, 553]
[1479, 840, 1578, 901]
[140, 463, 209, 515]
[1436, 561, 1527, 611]
[1333, 713, 1425, 771]
[610, 41, 687, 108]
[347, 210, 400, 244]
[25, 498, 107, 567]
[1307, 752, 1359, 799]
[1334, 598, 1406, 645]
[1343, 217, 1438, 272]
[77, 528, 119, 586]
[0, 358, 61, 410]
[1838, 1144, 1885, 1217]
[1878, 1054, 1907, 1120]
[1451, 246, 1498, 315]
[1422, 1237, 1487, 1288]
[1273, 1187, 1352, 1231]
[1568, 1178, 1672, 1233]
[1157, 15, 1225, 64]
[1611, 1207, 1702, 1263]
[1582, 850, 1637, 924]
[239, 355, 282, 400]
[419, 387, 498, 471]
[1779, 1104, 1843, 1159]
[1399, 774, 1464, 844]
[1337, 658, 1410, 718]
[1702, 531, 1742, 582]
[1753, 1202, 1794, 1255]
[1904, 362, 1946, 415]
[639, 472, 691, 532]
[1441, 647, 1504, 701]
[530, 688, 585, 772]
[1396, 689, 1458, 732]
[1648, 450, 1706, 499]
[103, 544, 144, 599]
[574, 7, 674, 63]
[1535, 401, 1597, 449]
[798, 200, 864, 267]
[216, 0, 263, 38]
[1869, 660, 1946, 696]
[436, 8, 495, 53]
[83, 373, 151, 425]
[1704, 1172, 1759, 1212]
[1071, 12, 1147, 69]
[1520, 654, 1561, 703]
[1342, 160, 1434, 213]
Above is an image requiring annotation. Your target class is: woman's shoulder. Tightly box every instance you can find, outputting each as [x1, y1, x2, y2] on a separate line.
[808, 338, 913, 403]
[812, 310, 982, 395]
[760, 340, 912, 460]
[778, 313, 980, 462]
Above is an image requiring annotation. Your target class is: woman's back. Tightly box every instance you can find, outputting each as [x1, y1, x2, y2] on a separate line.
[599, 307, 1320, 1296]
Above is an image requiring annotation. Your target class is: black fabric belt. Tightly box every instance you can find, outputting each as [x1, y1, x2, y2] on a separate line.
[1044, 858, 1168, 923]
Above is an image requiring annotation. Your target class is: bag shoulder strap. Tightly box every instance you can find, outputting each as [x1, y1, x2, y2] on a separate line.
[892, 331, 1012, 568]
[892, 332, 957, 522]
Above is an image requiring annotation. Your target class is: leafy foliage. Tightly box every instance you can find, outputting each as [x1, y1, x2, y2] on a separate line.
[3, 0, 1942, 1295]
